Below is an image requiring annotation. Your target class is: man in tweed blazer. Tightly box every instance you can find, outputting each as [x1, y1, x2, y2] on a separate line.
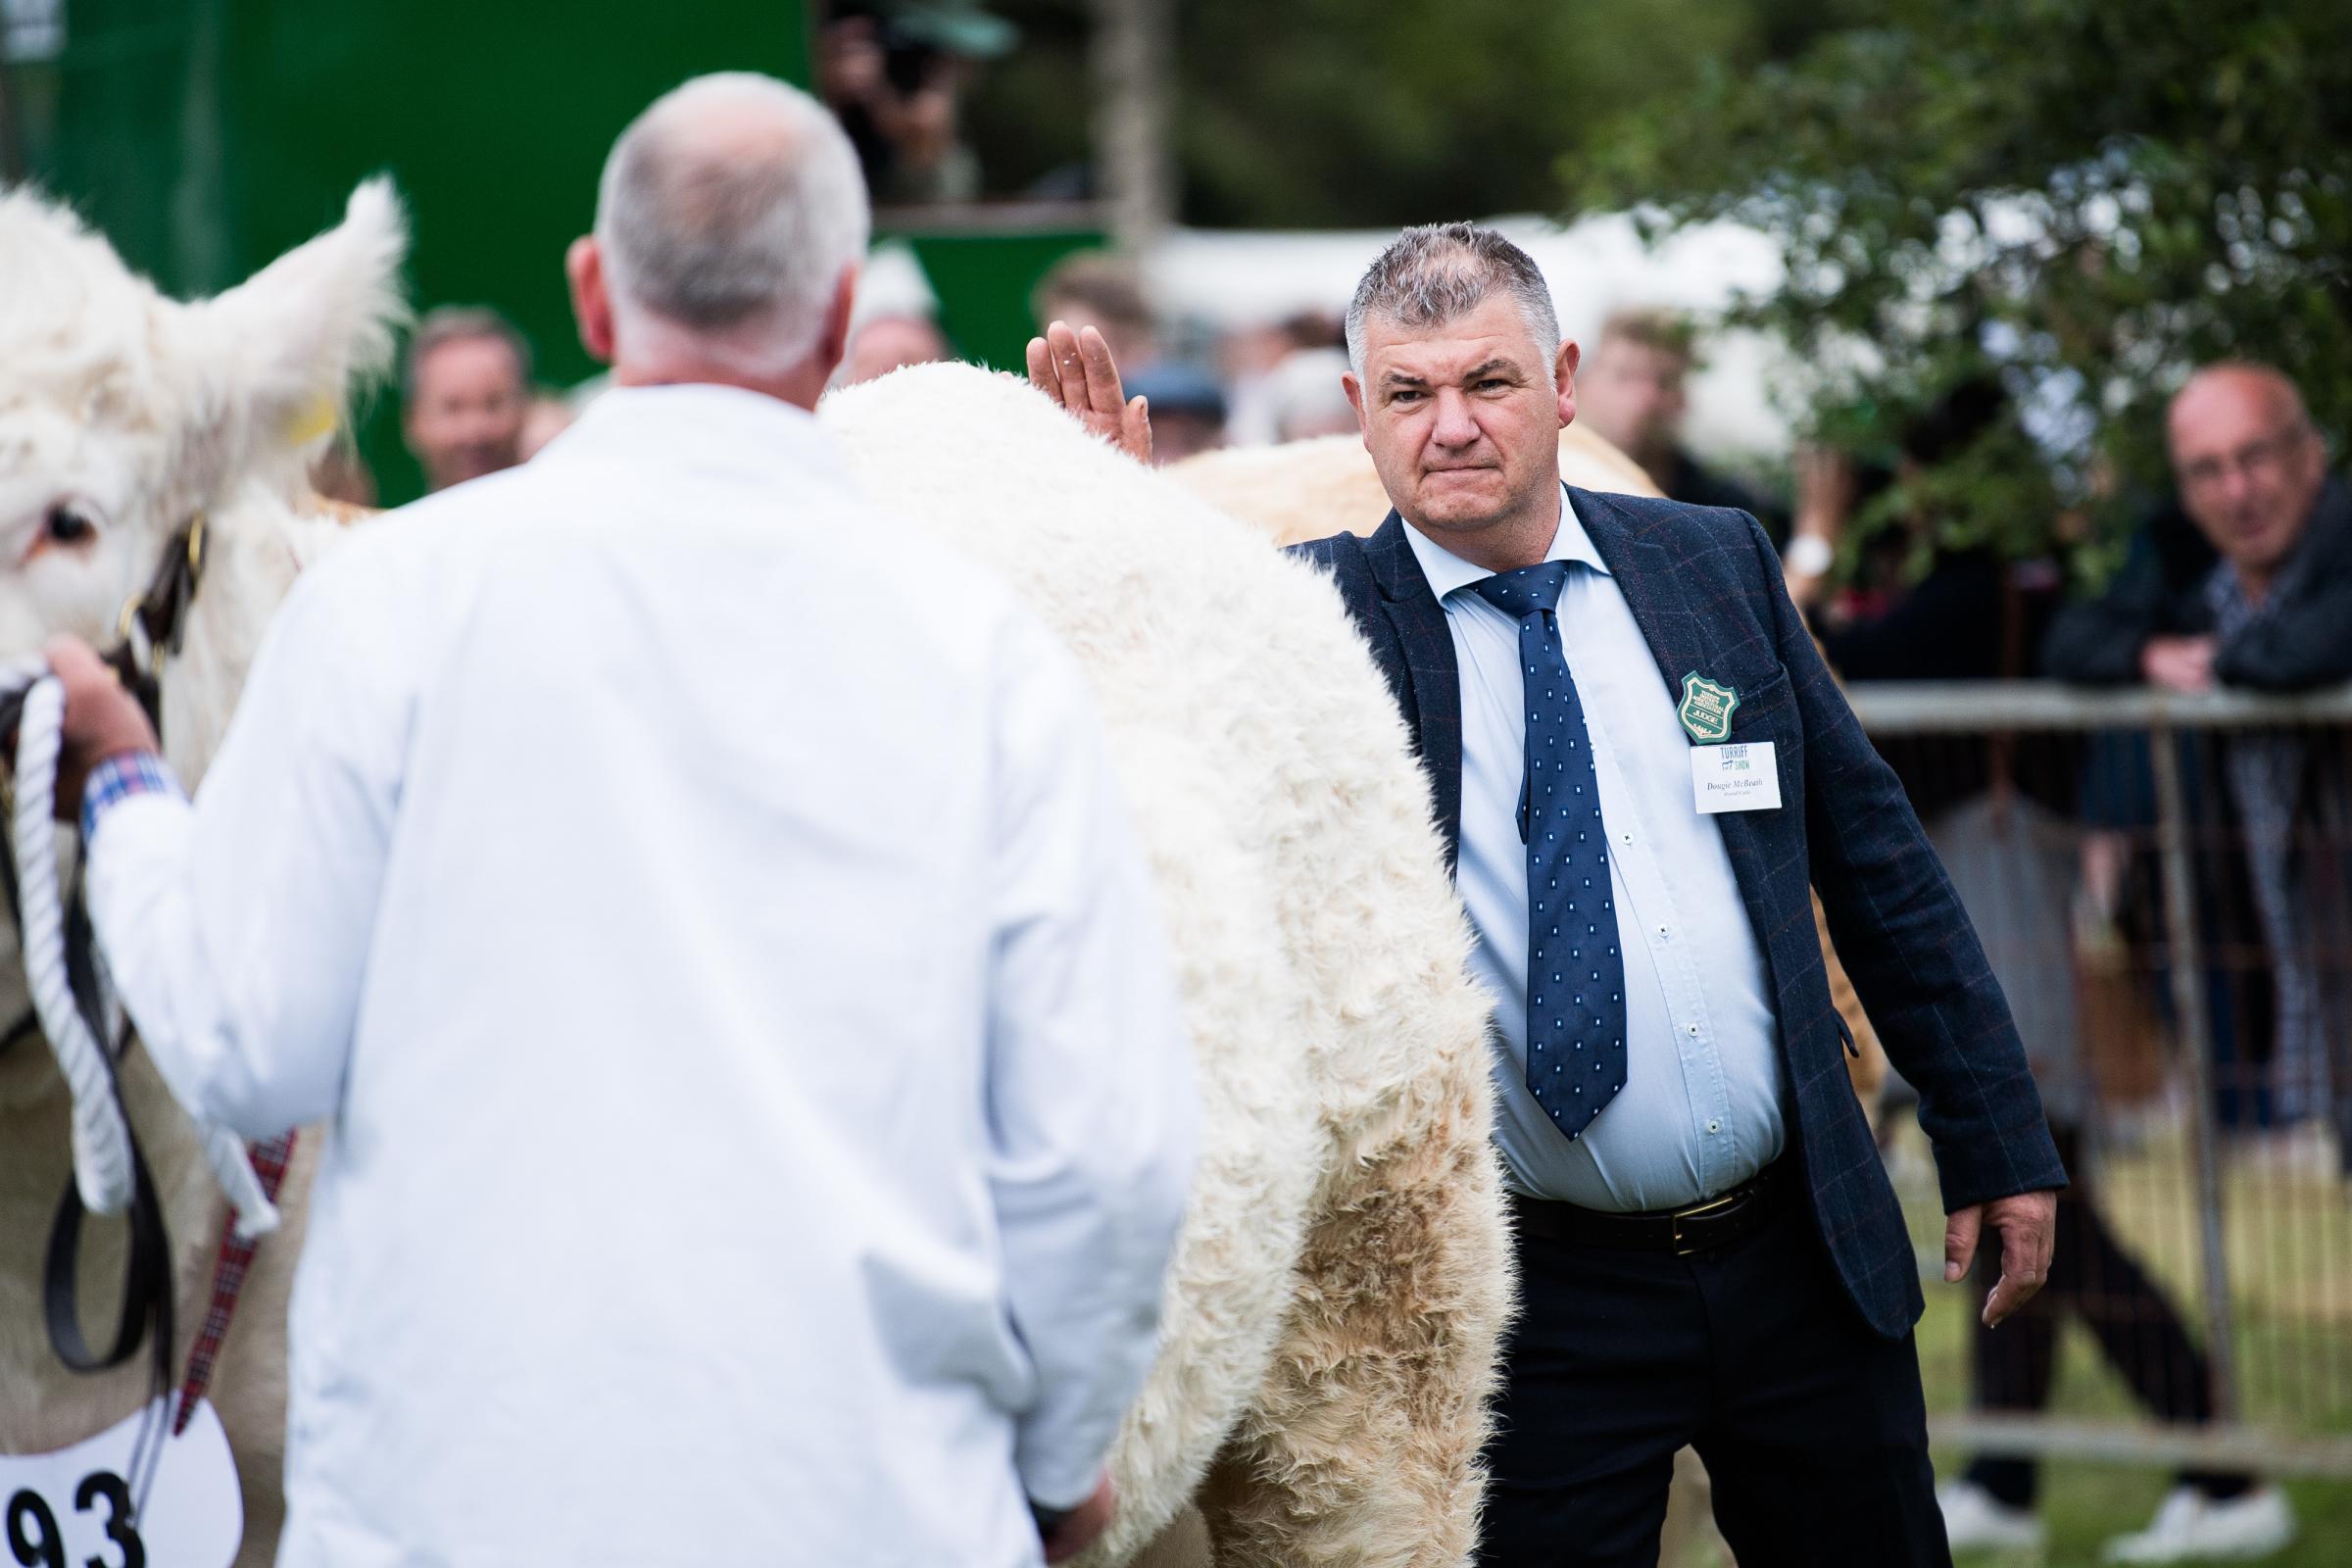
[1031, 224, 2065, 1567]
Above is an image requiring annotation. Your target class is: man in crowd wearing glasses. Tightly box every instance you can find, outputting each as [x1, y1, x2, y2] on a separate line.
[2047, 364, 2352, 1198]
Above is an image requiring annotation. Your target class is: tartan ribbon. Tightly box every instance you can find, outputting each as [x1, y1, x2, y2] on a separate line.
[172, 1130, 297, 1435]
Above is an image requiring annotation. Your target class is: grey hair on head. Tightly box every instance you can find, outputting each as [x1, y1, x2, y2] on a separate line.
[403, 306, 531, 404]
[595, 73, 870, 370]
[1345, 222, 1562, 381]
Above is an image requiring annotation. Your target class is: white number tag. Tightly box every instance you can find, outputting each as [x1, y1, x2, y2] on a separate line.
[1690, 742, 1782, 814]
[0, 1399, 241, 1568]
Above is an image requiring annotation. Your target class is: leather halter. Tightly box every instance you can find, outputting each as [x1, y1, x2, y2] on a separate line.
[105, 514, 209, 732]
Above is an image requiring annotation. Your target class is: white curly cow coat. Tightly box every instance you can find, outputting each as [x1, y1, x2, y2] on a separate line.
[822, 365, 1509, 1567]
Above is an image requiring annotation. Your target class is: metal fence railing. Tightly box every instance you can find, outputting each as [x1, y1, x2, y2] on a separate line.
[1845, 680, 2352, 1479]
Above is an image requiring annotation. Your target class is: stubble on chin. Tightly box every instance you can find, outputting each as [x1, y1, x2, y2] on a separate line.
[1414, 467, 1503, 523]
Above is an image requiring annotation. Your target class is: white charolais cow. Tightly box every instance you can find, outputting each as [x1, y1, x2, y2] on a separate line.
[0, 179, 402, 1565]
[2, 190, 1511, 1565]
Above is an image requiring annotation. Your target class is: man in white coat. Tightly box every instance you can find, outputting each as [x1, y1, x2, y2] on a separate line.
[49, 73, 1195, 1568]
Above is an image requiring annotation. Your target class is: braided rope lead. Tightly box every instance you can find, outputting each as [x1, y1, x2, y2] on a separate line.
[14, 674, 136, 1216]
[12, 672, 278, 1237]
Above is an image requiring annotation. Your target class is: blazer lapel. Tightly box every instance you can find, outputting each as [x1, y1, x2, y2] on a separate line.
[1570, 486, 1705, 708]
[1570, 487, 1790, 1001]
[1364, 512, 1465, 870]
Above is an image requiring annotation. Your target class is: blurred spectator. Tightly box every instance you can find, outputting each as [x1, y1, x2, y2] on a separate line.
[1221, 311, 1345, 445]
[818, 2, 1012, 207]
[1261, 348, 1356, 443]
[843, 314, 953, 385]
[2045, 365, 2352, 1168]
[518, 394, 577, 463]
[2045, 366, 2351, 691]
[403, 306, 530, 494]
[1802, 381, 2289, 1562]
[838, 238, 952, 389]
[1577, 307, 1785, 536]
[1120, 362, 1225, 465]
[1033, 253, 1158, 370]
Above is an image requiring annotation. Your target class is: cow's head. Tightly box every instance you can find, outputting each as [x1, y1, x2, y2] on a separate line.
[0, 180, 407, 658]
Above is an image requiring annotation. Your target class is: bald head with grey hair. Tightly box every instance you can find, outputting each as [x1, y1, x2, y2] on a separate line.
[1345, 223, 1562, 382]
[588, 73, 870, 379]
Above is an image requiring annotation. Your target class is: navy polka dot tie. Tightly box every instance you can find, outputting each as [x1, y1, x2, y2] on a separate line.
[1473, 562, 1625, 1141]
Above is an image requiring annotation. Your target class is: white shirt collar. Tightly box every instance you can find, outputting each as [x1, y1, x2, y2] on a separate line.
[552, 382, 846, 487]
[1400, 484, 1608, 602]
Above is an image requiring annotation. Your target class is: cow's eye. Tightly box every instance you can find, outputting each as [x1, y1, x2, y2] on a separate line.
[43, 506, 96, 546]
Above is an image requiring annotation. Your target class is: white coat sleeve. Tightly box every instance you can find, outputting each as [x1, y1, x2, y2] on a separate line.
[86, 556, 409, 1139]
[983, 613, 1197, 1511]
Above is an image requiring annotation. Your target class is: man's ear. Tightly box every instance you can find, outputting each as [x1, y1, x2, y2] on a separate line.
[567, 236, 615, 365]
[1344, 371, 1369, 451]
[813, 264, 860, 383]
[1555, 339, 1582, 429]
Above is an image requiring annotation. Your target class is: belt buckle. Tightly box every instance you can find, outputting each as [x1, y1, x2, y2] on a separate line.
[1669, 1191, 1740, 1256]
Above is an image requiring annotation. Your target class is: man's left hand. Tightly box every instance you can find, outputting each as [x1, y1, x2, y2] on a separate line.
[43, 634, 160, 820]
[1039, 1473, 1116, 1565]
[1943, 1189, 2057, 1327]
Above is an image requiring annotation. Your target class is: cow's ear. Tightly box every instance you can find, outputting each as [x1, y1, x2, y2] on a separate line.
[187, 178, 409, 468]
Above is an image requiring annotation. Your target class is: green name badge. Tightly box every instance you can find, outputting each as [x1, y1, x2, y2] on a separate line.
[1677, 671, 1740, 745]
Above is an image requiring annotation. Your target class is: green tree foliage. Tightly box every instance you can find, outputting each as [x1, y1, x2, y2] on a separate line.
[963, 0, 1825, 226]
[1572, 0, 2352, 570]
[1172, 0, 1771, 228]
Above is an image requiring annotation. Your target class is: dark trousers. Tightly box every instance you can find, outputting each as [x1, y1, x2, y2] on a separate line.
[1965, 1124, 2249, 1507]
[1478, 1199, 1949, 1568]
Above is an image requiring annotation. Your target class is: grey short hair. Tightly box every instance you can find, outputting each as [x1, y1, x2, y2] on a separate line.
[595, 74, 870, 370]
[1345, 222, 1562, 381]
[403, 307, 530, 404]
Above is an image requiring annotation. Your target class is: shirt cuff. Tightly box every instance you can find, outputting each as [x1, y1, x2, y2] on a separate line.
[82, 751, 185, 846]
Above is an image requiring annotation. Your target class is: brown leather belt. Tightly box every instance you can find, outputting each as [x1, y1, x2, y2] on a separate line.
[1510, 1158, 1792, 1256]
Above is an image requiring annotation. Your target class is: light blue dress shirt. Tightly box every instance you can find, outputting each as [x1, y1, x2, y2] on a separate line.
[1407, 488, 1786, 1210]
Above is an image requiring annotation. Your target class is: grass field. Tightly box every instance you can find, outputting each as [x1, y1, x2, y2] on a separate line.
[1892, 1121, 2352, 1565]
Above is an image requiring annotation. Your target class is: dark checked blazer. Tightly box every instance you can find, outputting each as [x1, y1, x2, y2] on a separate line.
[1293, 490, 2068, 1339]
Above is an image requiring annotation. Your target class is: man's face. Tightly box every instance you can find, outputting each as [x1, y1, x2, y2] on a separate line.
[1345, 293, 1575, 552]
[2168, 373, 2328, 580]
[1577, 336, 1688, 462]
[404, 336, 528, 492]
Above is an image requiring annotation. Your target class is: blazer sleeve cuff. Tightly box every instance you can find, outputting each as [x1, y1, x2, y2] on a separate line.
[1932, 1121, 2070, 1214]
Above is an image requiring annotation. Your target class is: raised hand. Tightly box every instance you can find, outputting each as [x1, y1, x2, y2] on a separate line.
[1026, 320, 1152, 466]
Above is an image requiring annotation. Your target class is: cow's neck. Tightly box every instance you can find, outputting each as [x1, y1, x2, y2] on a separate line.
[158, 488, 330, 786]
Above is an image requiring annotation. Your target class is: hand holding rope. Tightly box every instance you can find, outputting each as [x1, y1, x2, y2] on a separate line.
[0, 648, 279, 1235]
